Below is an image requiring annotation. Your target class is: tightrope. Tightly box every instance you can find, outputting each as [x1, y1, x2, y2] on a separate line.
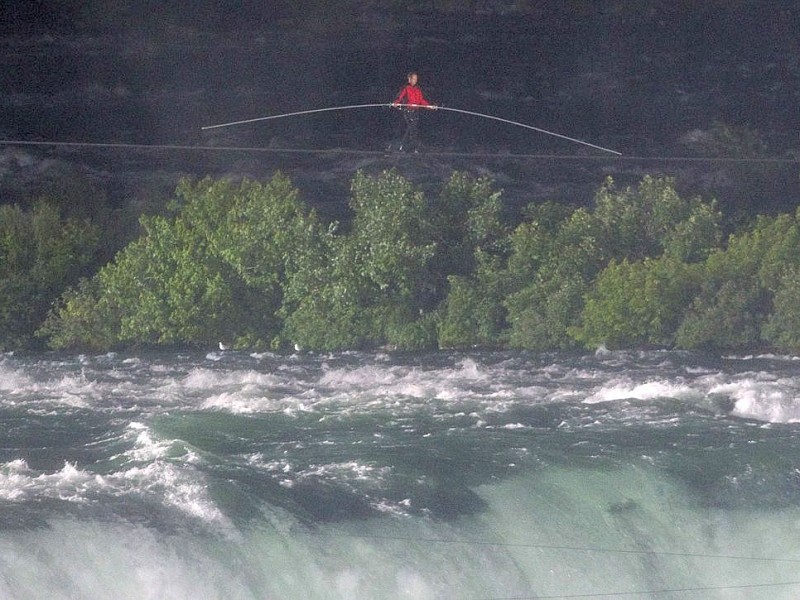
[2, 139, 798, 163]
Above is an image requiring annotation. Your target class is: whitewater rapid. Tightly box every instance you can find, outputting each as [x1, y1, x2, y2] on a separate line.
[1, 349, 799, 599]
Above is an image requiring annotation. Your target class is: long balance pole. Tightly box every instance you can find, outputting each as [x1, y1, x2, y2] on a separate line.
[201, 103, 621, 156]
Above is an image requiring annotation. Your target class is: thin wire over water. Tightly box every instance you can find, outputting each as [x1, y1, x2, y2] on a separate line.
[1, 138, 798, 163]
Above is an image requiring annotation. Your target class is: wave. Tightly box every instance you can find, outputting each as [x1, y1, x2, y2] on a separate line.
[2, 466, 800, 599]
[2, 350, 800, 598]
[5, 350, 800, 425]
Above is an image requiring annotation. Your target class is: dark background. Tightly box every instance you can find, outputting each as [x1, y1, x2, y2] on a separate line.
[2, 0, 799, 221]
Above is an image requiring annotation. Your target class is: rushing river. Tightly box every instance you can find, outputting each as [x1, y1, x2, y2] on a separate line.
[1, 349, 799, 599]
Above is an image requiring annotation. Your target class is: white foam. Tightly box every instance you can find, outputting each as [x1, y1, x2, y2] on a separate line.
[201, 391, 277, 413]
[0, 455, 227, 529]
[711, 377, 800, 423]
[0, 361, 110, 409]
[0, 459, 36, 501]
[295, 461, 392, 486]
[163, 367, 308, 413]
[181, 367, 283, 390]
[250, 351, 280, 360]
[318, 364, 407, 389]
[584, 378, 696, 404]
[252, 455, 395, 500]
[123, 461, 227, 525]
[122, 422, 173, 462]
[0, 361, 34, 393]
[449, 358, 489, 381]
[314, 359, 500, 411]
[0, 519, 251, 599]
[0, 460, 97, 503]
[725, 353, 800, 361]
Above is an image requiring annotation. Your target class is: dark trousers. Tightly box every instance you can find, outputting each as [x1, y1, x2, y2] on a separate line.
[400, 109, 420, 151]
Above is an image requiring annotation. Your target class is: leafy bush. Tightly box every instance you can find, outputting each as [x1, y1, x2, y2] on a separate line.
[282, 170, 507, 351]
[504, 176, 720, 350]
[34, 168, 800, 355]
[0, 202, 101, 350]
[280, 170, 436, 350]
[572, 257, 702, 349]
[506, 274, 588, 351]
[675, 214, 799, 351]
[763, 266, 800, 351]
[675, 279, 767, 351]
[42, 175, 323, 350]
[438, 251, 508, 348]
[593, 175, 722, 262]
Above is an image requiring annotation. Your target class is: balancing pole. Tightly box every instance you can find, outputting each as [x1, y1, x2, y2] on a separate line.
[201, 103, 621, 155]
[201, 104, 391, 131]
[431, 106, 621, 155]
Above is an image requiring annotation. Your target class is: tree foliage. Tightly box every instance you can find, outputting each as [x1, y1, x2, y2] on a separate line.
[26, 168, 800, 355]
[763, 265, 800, 351]
[42, 174, 323, 350]
[0, 202, 101, 350]
[281, 170, 435, 350]
[504, 175, 720, 350]
[283, 169, 507, 351]
[572, 257, 702, 349]
[675, 213, 800, 352]
[438, 250, 509, 348]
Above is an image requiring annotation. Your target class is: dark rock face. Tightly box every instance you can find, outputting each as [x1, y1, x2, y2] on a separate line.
[2, 1, 799, 218]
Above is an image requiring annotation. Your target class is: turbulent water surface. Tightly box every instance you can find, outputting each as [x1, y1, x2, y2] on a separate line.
[1, 349, 800, 599]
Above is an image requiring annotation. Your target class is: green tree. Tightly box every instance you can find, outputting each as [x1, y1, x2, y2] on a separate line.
[763, 266, 800, 351]
[432, 173, 511, 348]
[504, 176, 720, 350]
[279, 232, 375, 351]
[572, 257, 702, 349]
[282, 170, 509, 351]
[42, 175, 322, 350]
[505, 206, 603, 350]
[282, 170, 437, 350]
[438, 250, 509, 348]
[593, 175, 721, 262]
[429, 172, 508, 279]
[675, 214, 798, 351]
[0, 202, 101, 350]
[759, 210, 800, 352]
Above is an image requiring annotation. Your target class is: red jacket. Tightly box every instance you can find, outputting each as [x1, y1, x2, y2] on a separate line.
[394, 84, 430, 109]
